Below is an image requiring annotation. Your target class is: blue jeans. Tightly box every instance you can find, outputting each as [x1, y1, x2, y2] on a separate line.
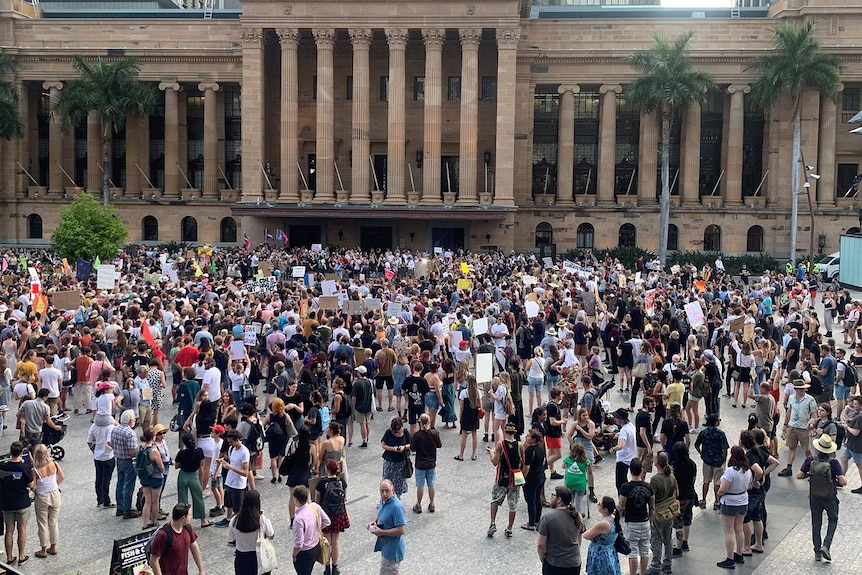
[115, 458, 136, 513]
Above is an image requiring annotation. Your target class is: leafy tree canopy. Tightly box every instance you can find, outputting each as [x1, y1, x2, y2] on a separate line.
[51, 192, 128, 261]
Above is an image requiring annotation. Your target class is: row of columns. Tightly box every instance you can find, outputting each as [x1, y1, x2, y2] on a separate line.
[242, 26, 520, 207]
[35, 80, 224, 198]
[549, 83, 840, 207]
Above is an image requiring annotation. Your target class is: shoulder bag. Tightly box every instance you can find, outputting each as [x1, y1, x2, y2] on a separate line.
[403, 452, 414, 479]
[313, 504, 332, 565]
[654, 496, 681, 523]
[255, 526, 278, 575]
[500, 440, 525, 487]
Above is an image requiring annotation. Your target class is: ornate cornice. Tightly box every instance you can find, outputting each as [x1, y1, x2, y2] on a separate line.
[496, 27, 521, 47]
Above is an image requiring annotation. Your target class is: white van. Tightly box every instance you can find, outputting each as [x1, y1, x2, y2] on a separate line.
[815, 251, 840, 281]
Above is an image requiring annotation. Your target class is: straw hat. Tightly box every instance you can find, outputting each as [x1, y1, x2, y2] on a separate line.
[813, 435, 837, 454]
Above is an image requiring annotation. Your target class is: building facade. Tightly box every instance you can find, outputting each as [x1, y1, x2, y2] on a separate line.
[1, 0, 861, 256]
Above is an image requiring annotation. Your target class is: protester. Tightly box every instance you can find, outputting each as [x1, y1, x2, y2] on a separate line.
[148, 503, 206, 575]
[370, 479, 407, 575]
[536, 485, 585, 575]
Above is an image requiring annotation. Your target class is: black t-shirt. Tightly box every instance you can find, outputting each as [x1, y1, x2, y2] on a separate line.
[620, 480, 653, 523]
[175, 447, 205, 473]
[0, 460, 33, 511]
[635, 410, 652, 449]
[673, 459, 698, 500]
[785, 338, 800, 364]
[126, 353, 150, 375]
[660, 418, 690, 461]
[746, 449, 766, 495]
[545, 402, 563, 438]
[403, 375, 429, 412]
[524, 443, 547, 482]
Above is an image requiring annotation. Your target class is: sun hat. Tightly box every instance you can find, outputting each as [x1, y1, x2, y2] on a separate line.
[813, 435, 837, 454]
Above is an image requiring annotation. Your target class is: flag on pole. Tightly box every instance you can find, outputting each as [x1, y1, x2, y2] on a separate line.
[94, 256, 101, 268]
[264, 229, 274, 240]
[275, 229, 287, 244]
[384, 269, 395, 280]
[1, 258, 6, 272]
[192, 261, 203, 278]
[244, 233, 252, 253]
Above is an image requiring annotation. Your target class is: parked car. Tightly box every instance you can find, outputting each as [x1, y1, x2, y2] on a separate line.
[815, 251, 840, 280]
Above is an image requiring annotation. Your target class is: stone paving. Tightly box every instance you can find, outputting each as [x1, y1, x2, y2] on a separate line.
[2, 294, 861, 575]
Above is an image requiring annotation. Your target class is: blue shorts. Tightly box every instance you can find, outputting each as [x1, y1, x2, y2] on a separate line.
[211, 475, 223, 489]
[415, 466, 437, 488]
[527, 376, 544, 393]
[843, 446, 862, 465]
[835, 385, 851, 400]
[142, 475, 164, 489]
[425, 394, 440, 411]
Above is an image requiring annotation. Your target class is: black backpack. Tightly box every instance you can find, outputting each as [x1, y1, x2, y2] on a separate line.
[144, 523, 192, 566]
[833, 419, 847, 449]
[840, 360, 859, 389]
[321, 478, 345, 518]
[336, 392, 353, 420]
[808, 374, 823, 399]
[581, 391, 603, 425]
[242, 419, 264, 453]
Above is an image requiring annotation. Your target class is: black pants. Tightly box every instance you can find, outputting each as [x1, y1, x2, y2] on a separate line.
[509, 400, 525, 440]
[95, 458, 116, 506]
[652, 403, 666, 435]
[630, 378, 642, 409]
[543, 562, 581, 575]
[293, 544, 319, 575]
[235, 550, 268, 575]
[615, 461, 630, 494]
[524, 477, 544, 526]
[704, 390, 720, 419]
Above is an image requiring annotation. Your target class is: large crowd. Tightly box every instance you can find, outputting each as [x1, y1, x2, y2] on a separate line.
[0, 243, 860, 575]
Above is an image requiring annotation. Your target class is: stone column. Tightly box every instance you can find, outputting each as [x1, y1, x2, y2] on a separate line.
[637, 109, 658, 204]
[421, 28, 445, 205]
[240, 26, 264, 202]
[493, 27, 520, 207]
[86, 110, 102, 193]
[198, 82, 220, 198]
[159, 82, 181, 198]
[680, 101, 701, 205]
[125, 114, 140, 195]
[313, 28, 336, 202]
[457, 28, 481, 206]
[597, 84, 621, 205]
[385, 28, 408, 204]
[817, 86, 841, 207]
[725, 84, 749, 205]
[42, 81, 63, 195]
[278, 28, 300, 203]
[556, 84, 579, 206]
[349, 28, 373, 204]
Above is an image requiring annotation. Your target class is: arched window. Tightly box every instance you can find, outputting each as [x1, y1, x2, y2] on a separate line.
[847, 227, 861, 236]
[746, 225, 764, 252]
[142, 216, 159, 242]
[668, 224, 679, 251]
[703, 224, 721, 252]
[220, 217, 237, 243]
[28, 214, 42, 239]
[535, 222, 553, 248]
[181, 216, 198, 243]
[576, 223, 594, 249]
[618, 223, 636, 247]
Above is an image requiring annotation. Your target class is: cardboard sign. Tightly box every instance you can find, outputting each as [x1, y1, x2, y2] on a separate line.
[344, 300, 364, 315]
[51, 290, 81, 311]
[365, 298, 382, 310]
[582, 292, 596, 316]
[449, 330, 463, 353]
[258, 261, 272, 277]
[433, 247, 443, 255]
[414, 261, 428, 278]
[618, 274, 626, 288]
[473, 317, 489, 336]
[292, 266, 306, 278]
[457, 278, 472, 291]
[521, 275, 538, 286]
[321, 280, 338, 296]
[476, 353, 493, 384]
[324, 273, 338, 282]
[526, 293, 538, 303]
[319, 296, 339, 311]
[684, 302, 705, 329]
[385, 302, 402, 318]
[729, 317, 746, 334]
[543, 257, 554, 269]
[743, 323, 755, 342]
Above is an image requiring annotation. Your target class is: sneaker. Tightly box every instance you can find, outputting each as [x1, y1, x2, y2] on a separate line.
[699, 501, 706, 510]
[504, 528, 513, 538]
[645, 568, 661, 575]
[428, 503, 435, 513]
[662, 568, 673, 574]
[821, 546, 831, 562]
[412, 503, 422, 514]
[324, 565, 332, 575]
[549, 472, 564, 480]
[713, 503, 720, 511]
[227, 540, 236, 547]
[716, 558, 736, 569]
[815, 551, 822, 562]
[777, 468, 792, 477]
[682, 541, 690, 552]
[483, 433, 489, 443]
[360, 442, 368, 449]
[122, 511, 142, 519]
[487, 523, 497, 537]
[332, 566, 341, 575]
[594, 455, 603, 464]
[851, 487, 862, 494]
[733, 553, 745, 564]
[672, 548, 683, 557]
[209, 506, 225, 517]
[215, 519, 230, 528]
[589, 493, 598, 503]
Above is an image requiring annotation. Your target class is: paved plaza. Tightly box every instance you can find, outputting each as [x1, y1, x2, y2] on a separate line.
[3, 299, 862, 575]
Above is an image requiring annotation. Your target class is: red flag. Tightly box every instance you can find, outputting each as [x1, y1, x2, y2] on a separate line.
[244, 233, 252, 253]
[141, 320, 159, 351]
[384, 269, 395, 280]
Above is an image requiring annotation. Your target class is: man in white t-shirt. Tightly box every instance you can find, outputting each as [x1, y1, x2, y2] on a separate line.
[490, 316, 510, 348]
[202, 357, 222, 403]
[38, 355, 63, 416]
[215, 430, 250, 528]
[611, 408, 637, 494]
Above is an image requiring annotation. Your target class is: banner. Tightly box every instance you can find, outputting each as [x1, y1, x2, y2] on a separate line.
[76, 258, 93, 282]
[96, 265, 120, 290]
[644, 289, 656, 317]
[684, 302, 705, 329]
[109, 528, 155, 575]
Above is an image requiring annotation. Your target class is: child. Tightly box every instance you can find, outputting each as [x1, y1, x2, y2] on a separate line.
[562, 442, 590, 515]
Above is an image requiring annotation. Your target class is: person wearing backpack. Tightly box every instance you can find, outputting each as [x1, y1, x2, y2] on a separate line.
[797, 435, 846, 563]
[236, 404, 264, 489]
[147, 503, 206, 575]
[835, 348, 857, 416]
[316, 459, 349, 575]
[137, 428, 167, 530]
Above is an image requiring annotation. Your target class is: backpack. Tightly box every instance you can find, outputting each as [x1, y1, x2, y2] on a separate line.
[336, 392, 352, 420]
[808, 459, 835, 500]
[840, 360, 859, 389]
[319, 405, 331, 432]
[833, 419, 847, 450]
[243, 418, 264, 453]
[582, 390, 603, 425]
[321, 478, 346, 518]
[504, 391, 516, 416]
[144, 523, 193, 566]
[134, 446, 156, 481]
[808, 374, 823, 398]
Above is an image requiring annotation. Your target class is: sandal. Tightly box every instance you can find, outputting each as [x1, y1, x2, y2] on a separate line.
[18, 555, 30, 565]
[35, 551, 48, 559]
[200, 521, 213, 528]
[471, 455, 477, 461]
[412, 503, 422, 514]
[520, 523, 536, 531]
[454, 455, 464, 461]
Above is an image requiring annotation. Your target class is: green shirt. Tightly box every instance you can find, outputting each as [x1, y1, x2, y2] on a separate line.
[563, 455, 589, 493]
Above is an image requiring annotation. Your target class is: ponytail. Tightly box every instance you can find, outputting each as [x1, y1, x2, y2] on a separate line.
[601, 495, 622, 534]
[656, 451, 672, 476]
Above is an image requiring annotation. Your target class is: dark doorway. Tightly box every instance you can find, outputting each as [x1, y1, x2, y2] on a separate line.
[360, 226, 393, 251]
[289, 224, 322, 248]
[441, 156, 459, 194]
[431, 227, 465, 251]
[373, 155, 387, 192]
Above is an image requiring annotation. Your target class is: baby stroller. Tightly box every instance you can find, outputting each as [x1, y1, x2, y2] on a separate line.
[41, 412, 70, 461]
[594, 411, 620, 453]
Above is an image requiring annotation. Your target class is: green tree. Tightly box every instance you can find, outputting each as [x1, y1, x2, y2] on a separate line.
[748, 21, 841, 265]
[625, 32, 716, 267]
[0, 55, 22, 143]
[53, 56, 156, 205]
[51, 192, 128, 261]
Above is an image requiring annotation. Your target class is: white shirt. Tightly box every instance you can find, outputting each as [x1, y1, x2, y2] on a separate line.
[225, 444, 250, 489]
[87, 422, 114, 461]
[202, 366, 222, 399]
[490, 322, 509, 347]
[39, 366, 62, 398]
[615, 422, 636, 465]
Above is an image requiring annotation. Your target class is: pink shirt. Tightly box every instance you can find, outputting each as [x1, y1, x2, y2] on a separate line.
[87, 360, 113, 386]
[292, 503, 330, 551]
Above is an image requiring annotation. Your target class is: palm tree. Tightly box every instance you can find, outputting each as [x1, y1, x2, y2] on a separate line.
[0, 54, 23, 147]
[625, 32, 715, 267]
[748, 21, 841, 266]
[53, 56, 156, 205]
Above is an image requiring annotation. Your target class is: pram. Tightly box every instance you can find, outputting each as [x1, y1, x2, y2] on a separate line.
[42, 412, 70, 461]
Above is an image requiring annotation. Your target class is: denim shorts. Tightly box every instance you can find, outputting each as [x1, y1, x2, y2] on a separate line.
[843, 446, 862, 465]
[527, 376, 544, 393]
[835, 385, 851, 400]
[721, 504, 748, 516]
[624, 521, 651, 558]
[415, 466, 437, 488]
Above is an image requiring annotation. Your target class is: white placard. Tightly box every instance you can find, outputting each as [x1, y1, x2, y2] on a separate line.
[250, 276, 278, 294]
[311, 243, 322, 253]
[433, 247, 443, 255]
[521, 275, 538, 286]
[96, 265, 119, 290]
[684, 301, 706, 329]
[230, 340, 248, 360]
[321, 280, 338, 296]
[473, 317, 489, 336]
[27, 267, 40, 283]
[244, 325, 258, 346]
[476, 353, 493, 384]
[525, 300, 540, 318]
[385, 302, 402, 318]
[365, 298, 382, 310]
[291, 266, 306, 278]
[337, 289, 349, 307]
[543, 257, 554, 269]
[449, 330, 462, 353]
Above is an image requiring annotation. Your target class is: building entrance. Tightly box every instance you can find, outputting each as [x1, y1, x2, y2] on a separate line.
[431, 227, 465, 251]
[288, 224, 322, 248]
[360, 226, 393, 251]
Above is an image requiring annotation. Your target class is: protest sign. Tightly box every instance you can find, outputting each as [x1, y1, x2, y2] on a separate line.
[743, 323, 755, 342]
[684, 302, 705, 329]
[385, 302, 402, 318]
[525, 301, 540, 318]
[729, 317, 745, 334]
[321, 279, 338, 296]
[473, 317, 489, 336]
[244, 325, 257, 346]
[476, 353, 493, 384]
[644, 289, 656, 317]
[291, 266, 306, 278]
[51, 290, 81, 311]
[449, 330, 463, 353]
[319, 296, 339, 310]
[457, 278, 472, 291]
[365, 298, 382, 310]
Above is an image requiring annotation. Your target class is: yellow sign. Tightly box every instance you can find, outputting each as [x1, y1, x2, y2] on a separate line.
[457, 278, 472, 291]
[460, 262, 470, 275]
